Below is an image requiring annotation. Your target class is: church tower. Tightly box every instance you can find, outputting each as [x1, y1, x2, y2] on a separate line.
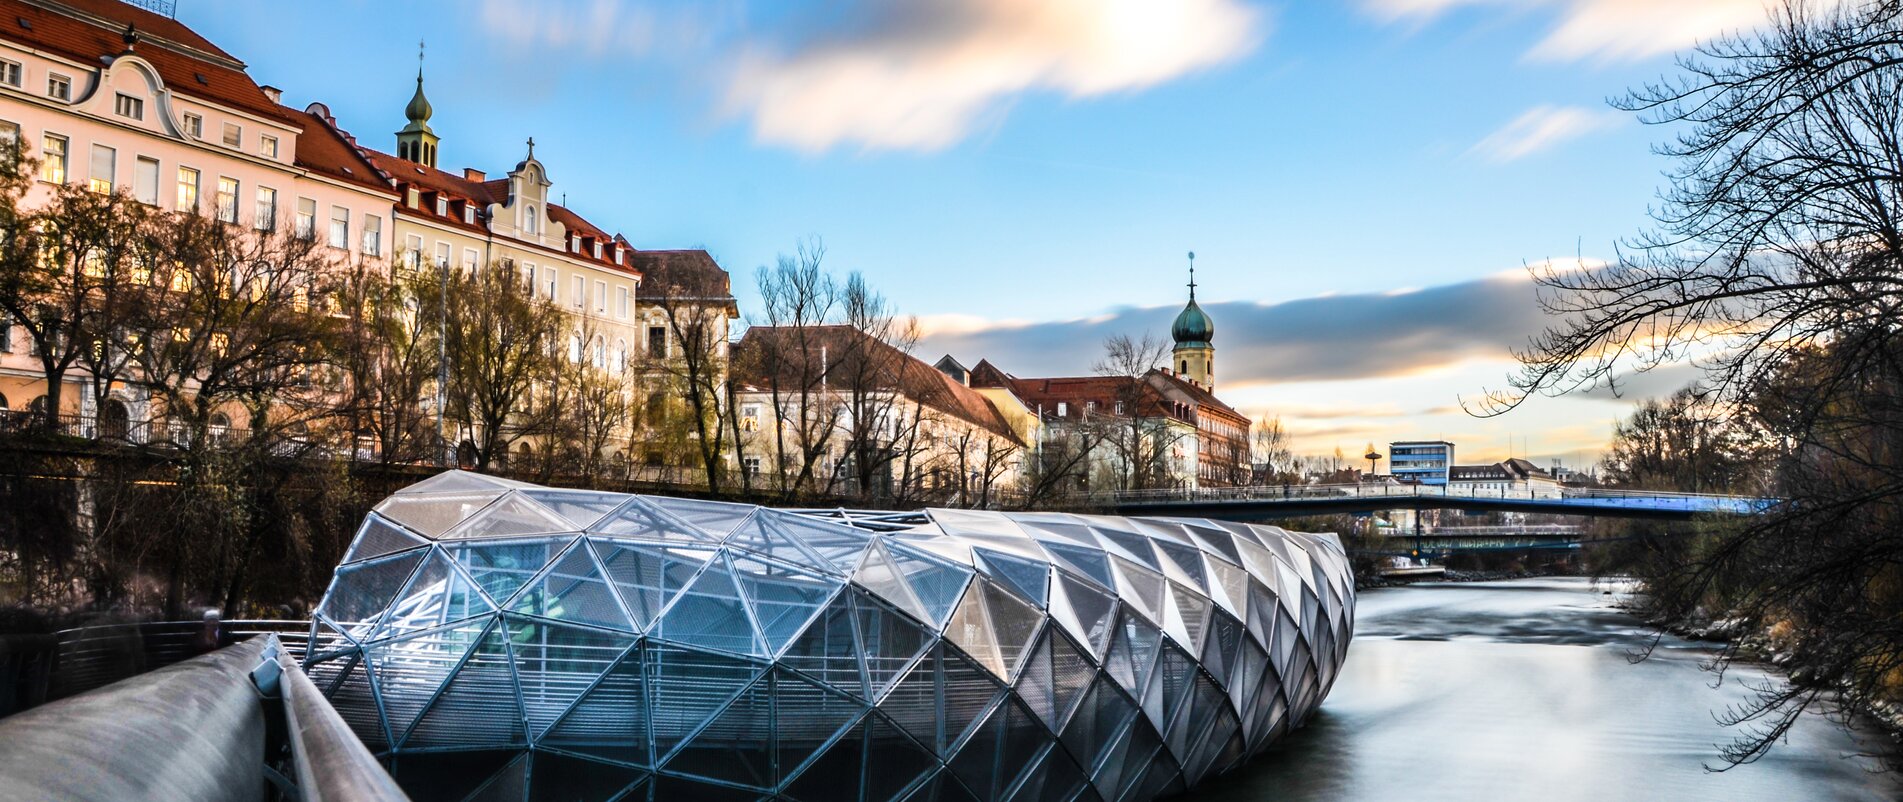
[396, 42, 439, 167]
[1171, 251, 1215, 389]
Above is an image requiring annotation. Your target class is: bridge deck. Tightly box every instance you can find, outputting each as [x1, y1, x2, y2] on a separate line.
[1090, 484, 1774, 521]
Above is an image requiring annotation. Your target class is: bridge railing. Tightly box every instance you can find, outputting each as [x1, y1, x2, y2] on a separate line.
[1074, 482, 1772, 510]
[0, 617, 309, 719]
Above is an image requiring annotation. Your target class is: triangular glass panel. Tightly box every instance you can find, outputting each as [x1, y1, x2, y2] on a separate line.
[315, 550, 426, 638]
[1015, 632, 1059, 730]
[994, 698, 1049, 800]
[770, 511, 874, 574]
[772, 667, 868, 780]
[644, 496, 757, 540]
[525, 751, 647, 802]
[783, 714, 868, 802]
[1008, 514, 1100, 546]
[855, 540, 931, 625]
[538, 643, 649, 766]
[503, 615, 636, 738]
[943, 582, 1002, 678]
[653, 554, 765, 657]
[592, 540, 709, 633]
[1049, 572, 1117, 658]
[388, 750, 519, 802]
[1180, 521, 1244, 566]
[510, 541, 634, 632]
[974, 548, 1048, 609]
[947, 701, 1004, 799]
[665, 673, 774, 789]
[1107, 556, 1165, 624]
[900, 770, 983, 802]
[879, 642, 1001, 756]
[981, 580, 1042, 682]
[1204, 558, 1249, 619]
[1037, 541, 1113, 590]
[520, 489, 630, 530]
[324, 655, 387, 751]
[1151, 540, 1208, 589]
[398, 470, 521, 495]
[888, 539, 973, 629]
[404, 622, 525, 748]
[464, 752, 529, 802]
[731, 554, 840, 655]
[724, 511, 829, 567]
[443, 539, 563, 608]
[588, 497, 723, 544]
[854, 590, 934, 701]
[866, 712, 940, 802]
[1046, 628, 1096, 733]
[1202, 611, 1245, 690]
[443, 493, 577, 539]
[341, 514, 429, 564]
[1106, 610, 1162, 700]
[1091, 710, 1159, 800]
[373, 548, 495, 642]
[1086, 526, 1161, 570]
[366, 617, 488, 742]
[1165, 583, 1211, 656]
[1061, 677, 1138, 780]
[1007, 743, 1088, 802]
[781, 591, 867, 697]
[647, 644, 765, 762]
[374, 491, 503, 538]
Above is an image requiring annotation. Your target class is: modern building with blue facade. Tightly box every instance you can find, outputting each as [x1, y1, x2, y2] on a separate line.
[1388, 441, 1455, 485]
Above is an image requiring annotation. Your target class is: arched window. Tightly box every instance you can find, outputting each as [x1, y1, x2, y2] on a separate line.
[591, 336, 606, 369]
[524, 204, 538, 235]
[568, 332, 583, 363]
[209, 412, 231, 445]
[100, 399, 129, 440]
[613, 339, 627, 373]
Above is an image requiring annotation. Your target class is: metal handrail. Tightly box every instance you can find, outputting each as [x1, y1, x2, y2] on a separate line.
[270, 640, 410, 802]
[1080, 482, 1775, 506]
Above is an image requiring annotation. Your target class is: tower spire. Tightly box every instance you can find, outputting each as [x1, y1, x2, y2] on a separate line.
[397, 38, 440, 167]
[1187, 250, 1197, 301]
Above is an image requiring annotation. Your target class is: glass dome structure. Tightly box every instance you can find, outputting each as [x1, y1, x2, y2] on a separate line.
[305, 472, 1355, 802]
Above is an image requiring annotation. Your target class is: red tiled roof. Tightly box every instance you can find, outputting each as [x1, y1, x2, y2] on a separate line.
[737, 326, 1023, 446]
[287, 103, 395, 196]
[358, 147, 638, 276]
[1149, 370, 1249, 426]
[0, 0, 297, 124]
[632, 250, 733, 306]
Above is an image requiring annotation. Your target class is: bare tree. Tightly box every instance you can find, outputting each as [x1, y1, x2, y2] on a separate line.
[1094, 333, 1184, 490]
[748, 240, 842, 498]
[433, 257, 565, 471]
[336, 253, 441, 466]
[641, 253, 739, 494]
[1253, 415, 1297, 484]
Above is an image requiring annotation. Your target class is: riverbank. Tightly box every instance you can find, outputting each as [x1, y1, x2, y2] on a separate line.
[1189, 577, 1900, 801]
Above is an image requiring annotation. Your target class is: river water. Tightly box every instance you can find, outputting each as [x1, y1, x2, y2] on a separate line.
[1193, 577, 1901, 801]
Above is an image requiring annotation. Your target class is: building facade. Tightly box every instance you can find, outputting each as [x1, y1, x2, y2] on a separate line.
[1389, 440, 1455, 485]
[1448, 458, 1562, 498]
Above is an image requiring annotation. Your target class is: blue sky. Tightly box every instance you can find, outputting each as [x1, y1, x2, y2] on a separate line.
[182, 0, 1777, 468]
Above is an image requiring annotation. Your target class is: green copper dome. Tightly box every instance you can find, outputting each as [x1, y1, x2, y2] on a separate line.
[1173, 297, 1213, 345]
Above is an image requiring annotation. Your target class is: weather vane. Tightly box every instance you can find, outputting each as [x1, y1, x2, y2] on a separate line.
[1187, 251, 1197, 299]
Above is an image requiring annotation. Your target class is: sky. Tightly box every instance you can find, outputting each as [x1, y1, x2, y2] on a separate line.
[176, 0, 1788, 470]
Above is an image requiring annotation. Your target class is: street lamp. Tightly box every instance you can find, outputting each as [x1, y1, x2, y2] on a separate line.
[1365, 449, 1381, 479]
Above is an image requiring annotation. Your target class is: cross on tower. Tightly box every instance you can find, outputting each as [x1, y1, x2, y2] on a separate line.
[417, 39, 424, 78]
[526, 137, 536, 159]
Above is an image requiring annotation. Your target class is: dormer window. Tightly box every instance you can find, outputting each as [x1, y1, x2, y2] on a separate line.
[405, 187, 419, 208]
[463, 205, 474, 224]
[46, 74, 68, 101]
[435, 196, 447, 216]
[570, 235, 580, 253]
[592, 241, 603, 260]
[614, 248, 624, 266]
[114, 93, 143, 121]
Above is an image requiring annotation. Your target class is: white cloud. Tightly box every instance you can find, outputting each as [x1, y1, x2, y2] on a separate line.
[1362, 0, 1818, 63]
[721, 0, 1264, 152]
[1469, 104, 1623, 162]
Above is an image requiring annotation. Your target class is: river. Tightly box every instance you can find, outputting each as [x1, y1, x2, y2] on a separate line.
[1192, 577, 1901, 801]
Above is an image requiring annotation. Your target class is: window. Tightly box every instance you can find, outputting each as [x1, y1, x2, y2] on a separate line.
[254, 186, 276, 231]
[182, 113, 202, 139]
[259, 135, 278, 159]
[593, 242, 603, 260]
[568, 332, 582, 363]
[462, 205, 474, 224]
[741, 404, 761, 432]
[647, 326, 666, 358]
[221, 122, 241, 148]
[403, 234, 423, 269]
[743, 456, 760, 477]
[570, 235, 581, 253]
[176, 166, 198, 210]
[571, 275, 584, 308]
[405, 187, 419, 208]
[521, 262, 536, 295]
[1056, 402, 1068, 417]
[39, 134, 65, 183]
[461, 248, 478, 272]
[113, 93, 143, 120]
[613, 339, 626, 372]
[594, 280, 607, 313]
[0, 60, 19, 88]
[0, 121, 15, 169]
[434, 241, 450, 268]
[435, 196, 447, 216]
[215, 177, 238, 223]
[295, 197, 316, 239]
[88, 144, 114, 193]
[541, 267, 555, 298]
[133, 156, 159, 205]
[362, 214, 381, 256]
[524, 204, 537, 235]
[591, 337, 605, 369]
[328, 206, 349, 248]
[615, 286, 630, 318]
[46, 74, 69, 101]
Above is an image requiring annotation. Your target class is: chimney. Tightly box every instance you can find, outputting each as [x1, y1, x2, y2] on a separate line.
[463, 168, 486, 182]
[260, 85, 282, 104]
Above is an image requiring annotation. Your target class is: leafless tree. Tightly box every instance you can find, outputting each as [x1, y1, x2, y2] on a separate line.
[1253, 415, 1297, 484]
[641, 255, 739, 494]
[1094, 333, 1184, 490]
[433, 257, 565, 471]
[748, 240, 842, 498]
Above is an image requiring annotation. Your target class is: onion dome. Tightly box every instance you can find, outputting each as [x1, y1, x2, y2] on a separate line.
[1173, 257, 1213, 345]
[402, 74, 432, 134]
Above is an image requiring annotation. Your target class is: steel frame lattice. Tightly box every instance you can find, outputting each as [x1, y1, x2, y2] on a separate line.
[306, 472, 1355, 802]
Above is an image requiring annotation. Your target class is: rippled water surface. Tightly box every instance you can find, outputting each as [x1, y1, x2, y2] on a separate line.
[1192, 577, 1900, 802]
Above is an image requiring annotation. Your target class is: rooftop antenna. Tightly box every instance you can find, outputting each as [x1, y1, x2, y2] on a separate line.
[1187, 251, 1197, 300]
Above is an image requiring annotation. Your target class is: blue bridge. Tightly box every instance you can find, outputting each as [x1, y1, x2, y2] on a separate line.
[1085, 483, 1776, 521]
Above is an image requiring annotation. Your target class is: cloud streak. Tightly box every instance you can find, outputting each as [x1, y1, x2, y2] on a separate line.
[1470, 104, 1623, 161]
[920, 271, 1555, 386]
[722, 0, 1264, 152]
[1363, 0, 1806, 63]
